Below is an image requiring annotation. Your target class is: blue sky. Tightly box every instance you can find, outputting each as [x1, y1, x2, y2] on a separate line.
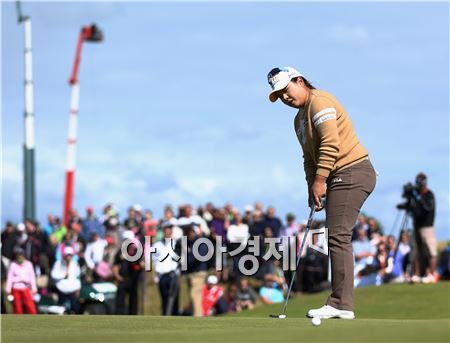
[2, 1, 449, 239]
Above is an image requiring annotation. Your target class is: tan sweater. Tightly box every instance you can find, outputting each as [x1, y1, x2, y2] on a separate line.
[294, 89, 368, 183]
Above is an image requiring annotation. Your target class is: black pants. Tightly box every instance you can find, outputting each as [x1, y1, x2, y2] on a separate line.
[214, 296, 228, 315]
[158, 272, 179, 316]
[58, 291, 80, 314]
[116, 279, 139, 315]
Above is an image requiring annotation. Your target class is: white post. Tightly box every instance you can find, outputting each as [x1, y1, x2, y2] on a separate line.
[67, 83, 80, 172]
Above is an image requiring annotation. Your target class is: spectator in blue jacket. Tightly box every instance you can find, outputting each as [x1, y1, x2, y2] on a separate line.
[81, 206, 104, 242]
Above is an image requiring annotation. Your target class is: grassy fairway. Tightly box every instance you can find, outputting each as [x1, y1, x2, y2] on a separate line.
[2, 283, 449, 343]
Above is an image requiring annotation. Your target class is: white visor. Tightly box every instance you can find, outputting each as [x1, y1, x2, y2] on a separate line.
[267, 67, 302, 102]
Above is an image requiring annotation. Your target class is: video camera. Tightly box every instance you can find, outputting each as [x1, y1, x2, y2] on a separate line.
[397, 182, 419, 211]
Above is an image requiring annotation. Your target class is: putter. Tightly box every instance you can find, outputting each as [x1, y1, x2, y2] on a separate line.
[270, 205, 317, 319]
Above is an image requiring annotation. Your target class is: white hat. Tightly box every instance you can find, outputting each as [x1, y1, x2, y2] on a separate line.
[17, 223, 26, 232]
[162, 218, 178, 228]
[244, 205, 254, 212]
[267, 67, 302, 102]
[133, 204, 143, 212]
[64, 247, 75, 255]
[206, 275, 218, 285]
[177, 217, 191, 227]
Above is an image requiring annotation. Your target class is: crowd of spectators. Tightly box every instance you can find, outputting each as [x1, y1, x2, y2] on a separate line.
[1, 201, 447, 316]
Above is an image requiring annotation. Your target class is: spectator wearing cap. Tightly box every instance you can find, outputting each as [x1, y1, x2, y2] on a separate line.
[81, 206, 105, 242]
[55, 231, 80, 263]
[201, 275, 228, 316]
[133, 204, 144, 226]
[6, 247, 37, 314]
[51, 246, 81, 313]
[152, 225, 180, 315]
[15, 222, 28, 246]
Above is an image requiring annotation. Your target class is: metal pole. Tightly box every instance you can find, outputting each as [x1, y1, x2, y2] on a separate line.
[17, 1, 36, 221]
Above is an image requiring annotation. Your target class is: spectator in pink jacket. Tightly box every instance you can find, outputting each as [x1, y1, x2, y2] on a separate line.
[6, 247, 37, 314]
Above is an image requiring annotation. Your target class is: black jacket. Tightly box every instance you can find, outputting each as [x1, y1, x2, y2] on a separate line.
[411, 189, 435, 229]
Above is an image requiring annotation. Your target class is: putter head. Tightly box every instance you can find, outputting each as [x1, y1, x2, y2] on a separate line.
[269, 314, 286, 319]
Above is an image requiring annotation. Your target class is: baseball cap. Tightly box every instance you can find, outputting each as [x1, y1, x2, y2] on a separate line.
[244, 205, 254, 213]
[207, 275, 218, 285]
[267, 67, 302, 102]
[162, 218, 178, 228]
[64, 247, 75, 255]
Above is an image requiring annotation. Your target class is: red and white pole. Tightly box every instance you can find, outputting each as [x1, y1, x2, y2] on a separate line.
[63, 24, 103, 225]
[63, 82, 80, 225]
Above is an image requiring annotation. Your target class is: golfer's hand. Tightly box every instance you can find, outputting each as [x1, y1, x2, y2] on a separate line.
[311, 175, 327, 211]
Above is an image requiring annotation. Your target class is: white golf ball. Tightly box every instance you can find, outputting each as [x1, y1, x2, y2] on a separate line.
[311, 317, 321, 326]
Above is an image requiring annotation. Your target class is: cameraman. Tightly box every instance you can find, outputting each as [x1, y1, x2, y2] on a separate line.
[397, 173, 438, 283]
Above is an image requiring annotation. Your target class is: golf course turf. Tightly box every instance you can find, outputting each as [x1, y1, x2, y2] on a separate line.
[2, 282, 449, 343]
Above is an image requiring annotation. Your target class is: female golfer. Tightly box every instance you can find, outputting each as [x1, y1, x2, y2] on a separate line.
[267, 67, 376, 319]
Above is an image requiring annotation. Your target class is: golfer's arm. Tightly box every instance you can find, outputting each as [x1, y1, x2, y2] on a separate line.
[303, 150, 316, 186]
[314, 115, 340, 179]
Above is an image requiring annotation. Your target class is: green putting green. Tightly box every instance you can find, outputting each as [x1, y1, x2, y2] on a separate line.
[2, 283, 449, 343]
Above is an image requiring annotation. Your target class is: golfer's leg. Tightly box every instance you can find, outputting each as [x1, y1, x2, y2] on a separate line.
[325, 175, 355, 311]
[326, 160, 376, 311]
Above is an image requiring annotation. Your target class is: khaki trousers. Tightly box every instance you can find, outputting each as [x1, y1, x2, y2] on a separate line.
[325, 159, 376, 311]
[188, 271, 207, 317]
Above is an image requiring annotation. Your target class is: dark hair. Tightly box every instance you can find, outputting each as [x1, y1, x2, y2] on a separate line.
[292, 76, 315, 89]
